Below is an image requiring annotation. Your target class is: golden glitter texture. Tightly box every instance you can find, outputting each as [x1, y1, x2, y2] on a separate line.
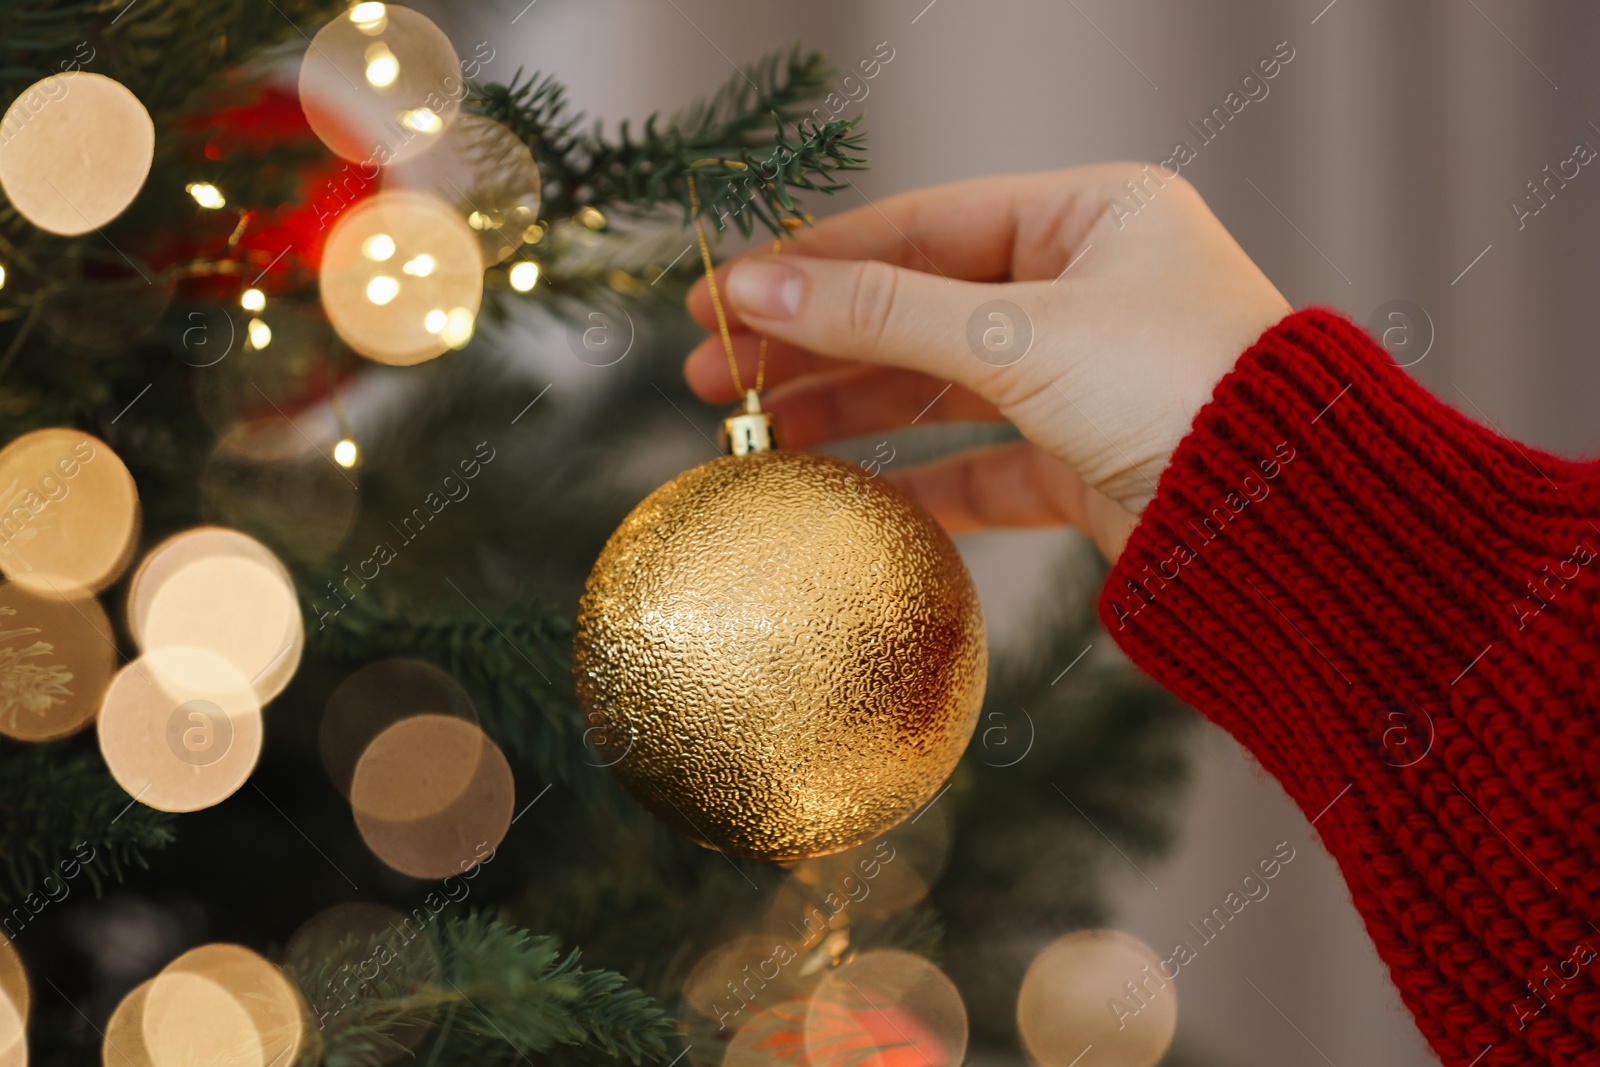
[574, 450, 987, 861]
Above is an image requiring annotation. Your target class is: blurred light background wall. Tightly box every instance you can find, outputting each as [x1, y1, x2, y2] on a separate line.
[432, 2, 1600, 1063]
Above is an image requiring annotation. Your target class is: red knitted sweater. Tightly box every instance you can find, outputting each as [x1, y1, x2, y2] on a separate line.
[1098, 309, 1600, 1067]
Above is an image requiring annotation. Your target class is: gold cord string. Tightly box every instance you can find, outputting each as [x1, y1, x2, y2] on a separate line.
[686, 170, 775, 399]
[752, 247, 776, 396]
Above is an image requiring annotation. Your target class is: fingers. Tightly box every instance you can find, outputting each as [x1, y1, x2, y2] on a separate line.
[713, 255, 1005, 395]
[884, 442, 1139, 561]
[687, 172, 1061, 331]
[761, 366, 1003, 448]
[686, 163, 1154, 330]
[780, 172, 1047, 273]
[681, 165, 1166, 401]
[884, 442, 1089, 535]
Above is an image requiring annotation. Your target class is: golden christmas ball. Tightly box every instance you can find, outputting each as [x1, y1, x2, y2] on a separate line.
[574, 443, 987, 861]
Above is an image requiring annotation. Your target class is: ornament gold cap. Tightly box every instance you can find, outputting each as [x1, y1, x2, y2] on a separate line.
[723, 389, 778, 455]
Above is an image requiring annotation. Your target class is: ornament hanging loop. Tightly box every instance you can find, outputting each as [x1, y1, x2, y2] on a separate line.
[724, 388, 777, 455]
[686, 162, 783, 454]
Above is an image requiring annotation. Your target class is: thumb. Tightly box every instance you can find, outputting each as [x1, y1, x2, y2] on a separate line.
[723, 256, 1020, 392]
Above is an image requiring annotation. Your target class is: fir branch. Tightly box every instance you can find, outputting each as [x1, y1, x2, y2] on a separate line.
[470, 46, 868, 237]
[0, 744, 174, 907]
[286, 925, 453, 1067]
[507, 219, 708, 305]
[440, 917, 675, 1067]
[290, 913, 678, 1067]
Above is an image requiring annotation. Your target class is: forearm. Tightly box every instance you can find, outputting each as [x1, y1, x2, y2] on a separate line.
[1100, 308, 1600, 1066]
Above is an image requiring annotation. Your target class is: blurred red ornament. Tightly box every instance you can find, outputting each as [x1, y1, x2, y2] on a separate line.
[730, 997, 955, 1067]
[163, 84, 377, 295]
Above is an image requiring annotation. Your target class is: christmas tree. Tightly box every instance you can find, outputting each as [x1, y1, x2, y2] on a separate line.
[0, 3, 1193, 1065]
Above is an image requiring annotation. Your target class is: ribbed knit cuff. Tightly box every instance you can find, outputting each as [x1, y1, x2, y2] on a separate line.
[1099, 308, 1600, 1065]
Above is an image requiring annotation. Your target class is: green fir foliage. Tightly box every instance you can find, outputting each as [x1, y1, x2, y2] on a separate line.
[287, 913, 678, 1067]
[471, 47, 868, 236]
[0, 744, 174, 907]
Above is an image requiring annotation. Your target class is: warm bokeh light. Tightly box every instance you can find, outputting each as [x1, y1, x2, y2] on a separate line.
[127, 527, 302, 704]
[239, 288, 265, 312]
[298, 6, 459, 164]
[439, 307, 474, 349]
[349, 1, 387, 33]
[350, 713, 512, 878]
[0, 994, 20, 1067]
[98, 647, 263, 813]
[508, 261, 539, 292]
[146, 973, 258, 1067]
[187, 182, 225, 209]
[385, 114, 541, 261]
[363, 42, 399, 88]
[0, 428, 139, 598]
[142, 944, 308, 1067]
[332, 438, 359, 468]
[0, 582, 115, 742]
[0, 938, 27, 1067]
[320, 191, 483, 366]
[1017, 930, 1177, 1067]
[284, 903, 440, 1063]
[399, 107, 441, 133]
[102, 979, 152, 1067]
[365, 275, 399, 305]
[320, 659, 477, 797]
[0, 73, 154, 236]
[362, 233, 395, 261]
[683, 936, 820, 1031]
[804, 950, 967, 1067]
[246, 318, 271, 350]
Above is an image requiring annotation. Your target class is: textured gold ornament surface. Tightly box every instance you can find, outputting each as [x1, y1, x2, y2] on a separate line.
[574, 450, 987, 861]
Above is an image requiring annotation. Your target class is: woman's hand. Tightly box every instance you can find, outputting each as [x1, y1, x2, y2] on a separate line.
[684, 164, 1292, 560]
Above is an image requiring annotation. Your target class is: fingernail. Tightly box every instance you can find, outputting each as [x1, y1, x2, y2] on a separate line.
[727, 259, 802, 319]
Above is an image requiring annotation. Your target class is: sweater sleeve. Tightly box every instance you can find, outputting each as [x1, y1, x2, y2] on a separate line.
[1098, 308, 1600, 1067]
